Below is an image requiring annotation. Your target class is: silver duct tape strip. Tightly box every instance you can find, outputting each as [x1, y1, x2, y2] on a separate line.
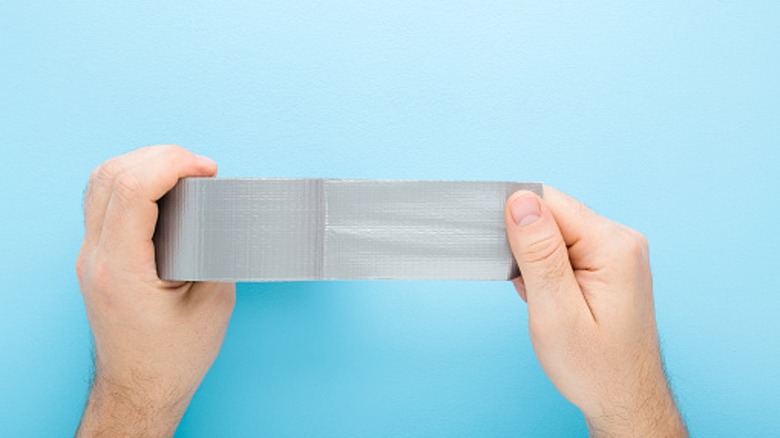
[154, 178, 543, 282]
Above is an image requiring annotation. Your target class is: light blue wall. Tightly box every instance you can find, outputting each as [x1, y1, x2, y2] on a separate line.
[2, 1, 778, 436]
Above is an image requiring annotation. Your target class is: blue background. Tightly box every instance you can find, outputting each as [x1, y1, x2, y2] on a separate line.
[1, 1, 778, 436]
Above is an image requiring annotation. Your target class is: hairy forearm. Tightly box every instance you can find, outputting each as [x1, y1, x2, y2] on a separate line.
[585, 378, 687, 438]
[76, 373, 191, 438]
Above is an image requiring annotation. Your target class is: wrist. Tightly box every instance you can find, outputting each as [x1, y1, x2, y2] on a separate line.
[76, 371, 193, 438]
[583, 381, 687, 438]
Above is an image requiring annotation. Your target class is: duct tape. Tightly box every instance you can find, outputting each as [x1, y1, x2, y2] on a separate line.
[154, 178, 543, 282]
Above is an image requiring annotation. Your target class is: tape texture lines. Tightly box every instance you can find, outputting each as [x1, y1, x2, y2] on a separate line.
[154, 178, 543, 281]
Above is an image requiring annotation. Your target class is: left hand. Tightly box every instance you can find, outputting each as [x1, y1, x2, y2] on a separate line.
[75, 145, 236, 437]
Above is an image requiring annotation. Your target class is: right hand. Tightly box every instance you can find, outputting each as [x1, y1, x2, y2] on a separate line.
[504, 187, 687, 437]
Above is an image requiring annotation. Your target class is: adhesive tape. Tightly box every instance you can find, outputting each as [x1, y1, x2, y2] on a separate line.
[154, 178, 542, 281]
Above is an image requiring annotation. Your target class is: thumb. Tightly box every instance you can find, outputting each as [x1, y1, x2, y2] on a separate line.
[505, 190, 591, 321]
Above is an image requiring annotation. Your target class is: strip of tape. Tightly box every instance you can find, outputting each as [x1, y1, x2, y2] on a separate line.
[154, 178, 543, 281]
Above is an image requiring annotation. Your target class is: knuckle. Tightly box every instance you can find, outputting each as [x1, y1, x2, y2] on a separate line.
[75, 252, 86, 281]
[75, 248, 114, 296]
[152, 145, 195, 171]
[87, 167, 100, 186]
[622, 229, 649, 258]
[521, 232, 565, 266]
[137, 144, 186, 159]
[91, 159, 121, 186]
[572, 198, 592, 217]
[635, 232, 649, 253]
[159, 144, 189, 159]
[112, 172, 144, 202]
[604, 228, 650, 267]
[89, 257, 114, 293]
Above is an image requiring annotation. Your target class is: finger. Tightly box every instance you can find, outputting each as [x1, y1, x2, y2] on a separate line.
[99, 146, 217, 268]
[512, 276, 527, 302]
[531, 187, 654, 326]
[505, 190, 593, 323]
[83, 147, 164, 247]
[540, 186, 622, 271]
[183, 281, 237, 313]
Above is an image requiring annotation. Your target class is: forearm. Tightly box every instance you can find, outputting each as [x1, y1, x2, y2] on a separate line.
[76, 374, 191, 438]
[585, 378, 687, 438]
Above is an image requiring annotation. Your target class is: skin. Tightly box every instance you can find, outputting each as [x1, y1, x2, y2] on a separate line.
[76, 145, 686, 437]
[505, 189, 687, 437]
[75, 146, 236, 437]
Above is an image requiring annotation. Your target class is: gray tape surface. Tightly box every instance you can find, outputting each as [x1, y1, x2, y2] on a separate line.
[154, 178, 542, 281]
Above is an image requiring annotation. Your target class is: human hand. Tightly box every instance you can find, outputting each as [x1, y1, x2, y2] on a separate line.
[505, 187, 687, 437]
[75, 145, 236, 437]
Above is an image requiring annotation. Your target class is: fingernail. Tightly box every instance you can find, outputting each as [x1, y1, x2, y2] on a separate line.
[196, 155, 217, 167]
[510, 193, 541, 227]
